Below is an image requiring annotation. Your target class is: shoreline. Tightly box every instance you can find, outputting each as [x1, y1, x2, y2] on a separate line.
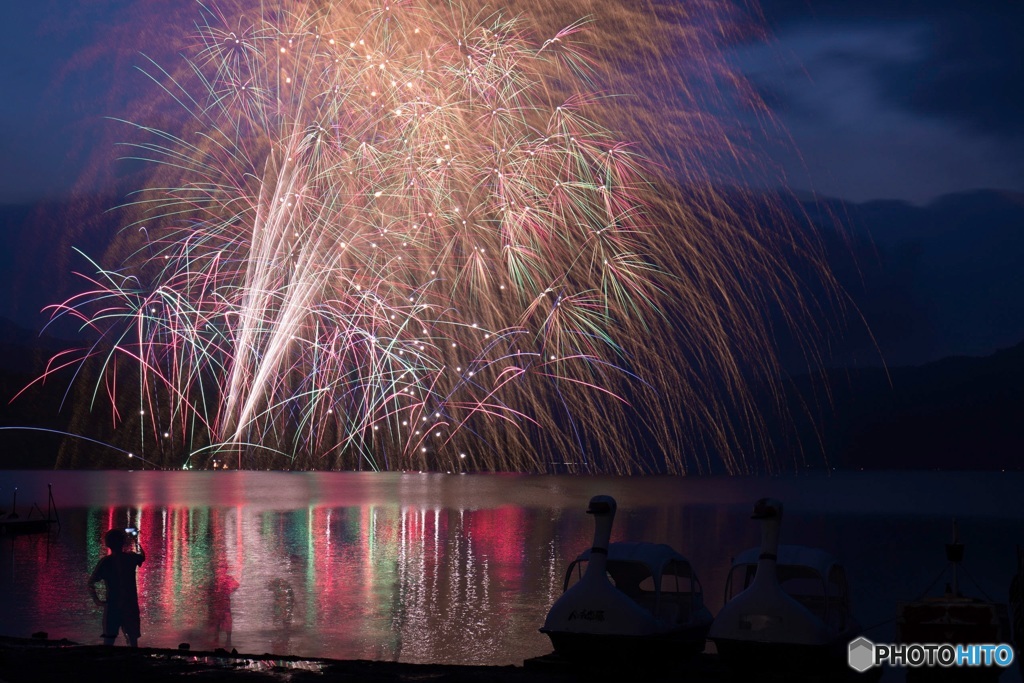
[0, 636, 545, 683]
[0, 635, 729, 682]
[0, 636, 880, 682]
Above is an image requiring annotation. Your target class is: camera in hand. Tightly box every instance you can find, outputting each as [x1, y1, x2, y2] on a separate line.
[125, 527, 139, 536]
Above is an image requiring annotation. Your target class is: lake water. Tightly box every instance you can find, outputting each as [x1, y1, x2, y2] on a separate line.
[1, 470, 1022, 681]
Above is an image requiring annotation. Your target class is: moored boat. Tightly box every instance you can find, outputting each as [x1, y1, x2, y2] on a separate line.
[709, 497, 862, 671]
[0, 484, 60, 536]
[897, 522, 1011, 682]
[540, 495, 713, 661]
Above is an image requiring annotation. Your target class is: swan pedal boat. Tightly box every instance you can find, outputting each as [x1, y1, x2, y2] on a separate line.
[540, 496, 713, 661]
[709, 498, 862, 670]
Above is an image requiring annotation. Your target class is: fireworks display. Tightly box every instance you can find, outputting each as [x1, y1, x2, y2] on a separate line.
[34, 0, 838, 473]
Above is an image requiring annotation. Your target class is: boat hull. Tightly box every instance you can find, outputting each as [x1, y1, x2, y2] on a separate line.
[542, 623, 709, 663]
[0, 518, 56, 536]
[897, 599, 1010, 645]
[712, 635, 852, 673]
[897, 599, 1010, 683]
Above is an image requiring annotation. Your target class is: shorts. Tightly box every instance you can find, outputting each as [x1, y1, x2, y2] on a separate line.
[103, 604, 141, 640]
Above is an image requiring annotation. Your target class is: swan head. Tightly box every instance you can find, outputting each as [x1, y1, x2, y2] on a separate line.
[586, 495, 616, 517]
[751, 497, 783, 520]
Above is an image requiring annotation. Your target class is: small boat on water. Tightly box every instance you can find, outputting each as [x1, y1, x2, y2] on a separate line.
[0, 484, 60, 536]
[540, 495, 713, 661]
[709, 498, 862, 671]
[897, 522, 1010, 682]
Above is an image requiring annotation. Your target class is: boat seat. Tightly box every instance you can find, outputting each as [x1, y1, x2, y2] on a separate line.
[656, 601, 679, 624]
[791, 595, 849, 629]
[794, 595, 827, 619]
[643, 597, 691, 625]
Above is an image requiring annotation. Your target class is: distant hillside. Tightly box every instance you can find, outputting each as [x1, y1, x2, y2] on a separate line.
[2, 188, 1023, 470]
[0, 195, 124, 336]
[785, 339, 1024, 471]
[795, 189, 1024, 368]
[4, 188, 1024, 367]
[1, 310, 1021, 470]
[0, 317, 83, 468]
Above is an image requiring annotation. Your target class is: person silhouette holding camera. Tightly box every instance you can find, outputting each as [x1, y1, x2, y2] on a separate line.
[88, 527, 146, 647]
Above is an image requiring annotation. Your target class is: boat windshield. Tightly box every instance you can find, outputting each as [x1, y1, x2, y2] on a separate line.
[564, 557, 702, 623]
[725, 563, 849, 627]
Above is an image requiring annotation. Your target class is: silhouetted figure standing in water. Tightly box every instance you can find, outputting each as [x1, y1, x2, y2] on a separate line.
[88, 528, 146, 647]
[208, 560, 240, 646]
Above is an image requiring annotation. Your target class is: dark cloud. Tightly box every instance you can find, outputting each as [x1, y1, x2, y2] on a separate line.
[874, 15, 1024, 136]
[720, 0, 1023, 203]
[755, 0, 1024, 137]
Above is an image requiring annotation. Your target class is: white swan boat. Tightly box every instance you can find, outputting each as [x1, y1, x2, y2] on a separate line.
[709, 498, 861, 670]
[540, 495, 713, 661]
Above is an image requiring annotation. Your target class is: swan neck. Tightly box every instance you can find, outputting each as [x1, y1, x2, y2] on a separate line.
[584, 500, 615, 576]
[754, 515, 781, 583]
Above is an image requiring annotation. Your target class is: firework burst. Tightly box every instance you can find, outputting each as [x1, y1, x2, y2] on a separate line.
[34, 0, 841, 473]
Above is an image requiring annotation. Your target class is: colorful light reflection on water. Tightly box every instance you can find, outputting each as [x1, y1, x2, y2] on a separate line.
[2, 472, 604, 663]
[1, 470, 1023, 675]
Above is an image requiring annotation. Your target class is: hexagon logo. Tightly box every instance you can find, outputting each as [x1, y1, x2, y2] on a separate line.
[848, 637, 875, 672]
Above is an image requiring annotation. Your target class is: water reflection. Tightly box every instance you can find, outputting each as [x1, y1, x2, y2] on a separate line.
[0, 488, 592, 664]
[1, 470, 1023, 678]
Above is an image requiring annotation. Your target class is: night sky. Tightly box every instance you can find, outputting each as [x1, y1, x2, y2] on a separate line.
[737, 0, 1023, 205]
[1, 0, 1022, 366]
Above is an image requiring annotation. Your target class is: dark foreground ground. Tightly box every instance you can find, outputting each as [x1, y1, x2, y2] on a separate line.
[0, 635, 887, 683]
[0, 635, 733, 683]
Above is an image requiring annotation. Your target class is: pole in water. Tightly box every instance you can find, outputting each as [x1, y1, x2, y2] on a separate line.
[47, 483, 61, 530]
